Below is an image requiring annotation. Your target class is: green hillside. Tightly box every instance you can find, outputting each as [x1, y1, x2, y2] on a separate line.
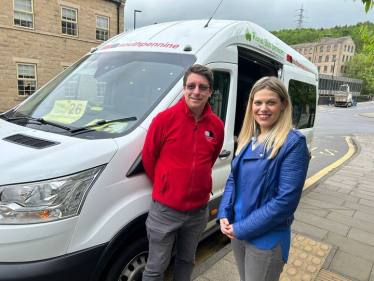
[271, 22, 374, 53]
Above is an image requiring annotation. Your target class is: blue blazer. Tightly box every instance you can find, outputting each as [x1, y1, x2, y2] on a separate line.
[216, 129, 310, 240]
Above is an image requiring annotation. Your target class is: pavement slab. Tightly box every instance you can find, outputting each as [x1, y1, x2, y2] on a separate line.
[295, 210, 350, 236]
[330, 250, 372, 281]
[313, 187, 360, 203]
[353, 211, 374, 223]
[324, 232, 374, 262]
[343, 200, 374, 214]
[347, 228, 374, 247]
[306, 191, 346, 206]
[326, 212, 374, 234]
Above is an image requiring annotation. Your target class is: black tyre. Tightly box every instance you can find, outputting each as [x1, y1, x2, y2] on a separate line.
[105, 237, 149, 281]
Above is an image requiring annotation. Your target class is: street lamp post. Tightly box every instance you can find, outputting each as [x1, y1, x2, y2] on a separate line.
[328, 59, 337, 106]
[134, 10, 142, 30]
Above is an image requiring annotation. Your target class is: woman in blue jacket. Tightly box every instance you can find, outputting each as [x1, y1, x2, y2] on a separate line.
[217, 76, 310, 281]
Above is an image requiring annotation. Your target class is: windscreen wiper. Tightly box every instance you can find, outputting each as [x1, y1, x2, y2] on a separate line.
[4, 116, 73, 132]
[70, 116, 137, 134]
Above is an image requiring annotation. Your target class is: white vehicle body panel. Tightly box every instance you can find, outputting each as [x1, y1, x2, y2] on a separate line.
[0, 20, 318, 266]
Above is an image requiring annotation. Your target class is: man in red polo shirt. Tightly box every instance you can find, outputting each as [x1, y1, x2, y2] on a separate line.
[142, 64, 224, 281]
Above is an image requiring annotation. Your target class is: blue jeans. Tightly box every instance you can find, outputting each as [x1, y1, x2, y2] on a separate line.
[231, 238, 285, 281]
[143, 200, 209, 281]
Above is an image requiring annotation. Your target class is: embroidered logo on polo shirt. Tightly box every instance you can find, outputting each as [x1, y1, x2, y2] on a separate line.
[205, 131, 214, 142]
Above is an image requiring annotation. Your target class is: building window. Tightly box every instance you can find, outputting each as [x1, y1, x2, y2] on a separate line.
[351, 47, 354, 53]
[323, 66, 327, 73]
[332, 55, 336, 61]
[330, 66, 334, 73]
[318, 56, 322, 62]
[325, 55, 329, 62]
[334, 45, 338, 51]
[308, 57, 311, 61]
[327, 45, 331, 52]
[344, 45, 347, 51]
[341, 66, 344, 73]
[61, 7, 78, 36]
[303, 48, 307, 54]
[96, 16, 109, 41]
[309, 48, 313, 54]
[318, 66, 321, 72]
[320, 46, 324, 52]
[65, 81, 77, 97]
[97, 82, 107, 97]
[14, 0, 34, 28]
[342, 55, 345, 62]
[17, 63, 37, 96]
[347, 46, 350, 52]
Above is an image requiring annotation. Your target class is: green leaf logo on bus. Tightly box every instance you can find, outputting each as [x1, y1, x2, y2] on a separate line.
[245, 29, 252, 41]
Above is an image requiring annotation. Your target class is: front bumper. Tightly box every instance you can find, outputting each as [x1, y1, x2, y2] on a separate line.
[0, 244, 106, 281]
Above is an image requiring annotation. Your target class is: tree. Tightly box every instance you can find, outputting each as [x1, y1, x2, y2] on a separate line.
[358, 1, 374, 61]
[360, 0, 374, 12]
[344, 53, 374, 95]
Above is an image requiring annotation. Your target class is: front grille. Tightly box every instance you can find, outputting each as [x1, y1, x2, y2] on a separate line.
[3, 134, 59, 149]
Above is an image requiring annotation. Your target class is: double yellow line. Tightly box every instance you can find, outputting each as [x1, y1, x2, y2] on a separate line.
[303, 136, 355, 191]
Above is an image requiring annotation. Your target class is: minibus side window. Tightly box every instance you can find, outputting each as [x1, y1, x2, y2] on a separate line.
[209, 71, 230, 124]
[288, 79, 317, 129]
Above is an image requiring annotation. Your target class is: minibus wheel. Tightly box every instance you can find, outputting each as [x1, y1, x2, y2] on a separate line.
[106, 237, 149, 281]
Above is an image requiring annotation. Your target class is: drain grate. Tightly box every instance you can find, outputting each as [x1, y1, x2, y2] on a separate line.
[3, 134, 59, 149]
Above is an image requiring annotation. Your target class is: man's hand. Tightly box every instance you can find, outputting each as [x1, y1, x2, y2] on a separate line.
[220, 218, 236, 239]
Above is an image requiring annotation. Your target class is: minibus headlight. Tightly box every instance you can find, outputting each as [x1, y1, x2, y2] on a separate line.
[0, 166, 104, 224]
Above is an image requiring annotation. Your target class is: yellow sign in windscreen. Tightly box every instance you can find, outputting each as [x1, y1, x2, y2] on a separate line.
[43, 100, 88, 124]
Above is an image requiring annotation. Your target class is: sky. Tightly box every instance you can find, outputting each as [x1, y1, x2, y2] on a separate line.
[124, 0, 374, 32]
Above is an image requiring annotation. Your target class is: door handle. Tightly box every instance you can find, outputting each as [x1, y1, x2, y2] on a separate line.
[219, 150, 231, 159]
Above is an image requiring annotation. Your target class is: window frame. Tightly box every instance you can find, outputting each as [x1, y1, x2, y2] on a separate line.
[209, 71, 230, 125]
[16, 63, 37, 96]
[320, 46, 324, 52]
[325, 55, 329, 62]
[334, 45, 338, 51]
[288, 79, 317, 129]
[13, 0, 34, 29]
[327, 45, 331, 52]
[61, 6, 78, 37]
[96, 15, 110, 41]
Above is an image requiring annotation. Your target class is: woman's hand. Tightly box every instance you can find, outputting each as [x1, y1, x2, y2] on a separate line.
[220, 218, 236, 239]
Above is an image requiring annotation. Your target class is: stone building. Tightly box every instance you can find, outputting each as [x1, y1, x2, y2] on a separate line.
[291, 37, 362, 97]
[0, 0, 125, 112]
[291, 37, 355, 77]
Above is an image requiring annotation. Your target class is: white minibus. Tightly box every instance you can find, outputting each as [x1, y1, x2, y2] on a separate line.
[0, 20, 318, 281]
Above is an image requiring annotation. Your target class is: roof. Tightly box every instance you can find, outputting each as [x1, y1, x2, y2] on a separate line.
[96, 20, 318, 76]
[291, 36, 354, 48]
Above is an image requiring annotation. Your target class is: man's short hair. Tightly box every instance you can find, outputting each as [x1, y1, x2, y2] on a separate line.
[183, 64, 214, 90]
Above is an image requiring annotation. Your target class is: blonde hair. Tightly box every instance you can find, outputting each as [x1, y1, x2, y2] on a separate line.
[236, 76, 293, 159]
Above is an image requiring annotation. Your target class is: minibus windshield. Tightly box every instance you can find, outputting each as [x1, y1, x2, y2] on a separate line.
[8, 51, 196, 139]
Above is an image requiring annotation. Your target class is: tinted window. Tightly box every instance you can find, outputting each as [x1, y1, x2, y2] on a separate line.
[209, 71, 230, 124]
[289, 79, 317, 129]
